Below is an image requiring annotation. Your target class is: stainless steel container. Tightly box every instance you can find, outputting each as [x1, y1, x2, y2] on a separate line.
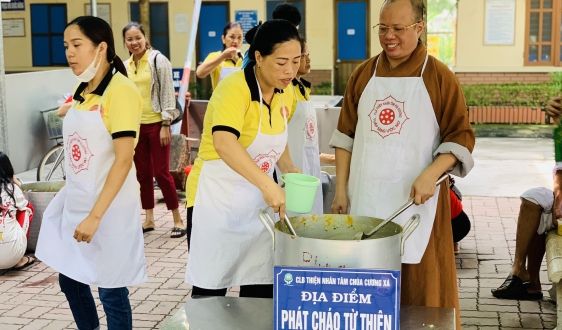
[259, 211, 419, 271]
[22, 181, 65, 252]
[320, 166, 336, 214]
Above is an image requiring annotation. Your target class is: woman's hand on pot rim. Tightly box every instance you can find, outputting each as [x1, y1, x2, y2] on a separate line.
[331, 191, 350, 214]
[261, 181, 287, 221]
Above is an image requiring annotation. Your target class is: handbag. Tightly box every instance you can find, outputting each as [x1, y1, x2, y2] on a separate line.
[153, 53, 184, 125]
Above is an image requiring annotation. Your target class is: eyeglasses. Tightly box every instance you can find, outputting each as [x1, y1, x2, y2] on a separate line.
[373, 22, 420, 36]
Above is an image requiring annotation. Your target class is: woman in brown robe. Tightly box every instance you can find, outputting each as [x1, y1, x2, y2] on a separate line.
[329, 1, 475, 328]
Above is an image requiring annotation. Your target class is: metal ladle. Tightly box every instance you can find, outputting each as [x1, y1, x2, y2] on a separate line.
[354, 174, 449, 240]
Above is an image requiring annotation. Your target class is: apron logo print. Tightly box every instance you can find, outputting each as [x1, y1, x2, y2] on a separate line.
[305, 115, 315, 141]
[66, 132, 94, 174]
[254, 150, 280, 174]
[369, 95, 409, 139]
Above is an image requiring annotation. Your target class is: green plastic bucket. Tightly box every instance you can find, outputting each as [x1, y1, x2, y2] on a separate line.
[282, 173, 321, 214]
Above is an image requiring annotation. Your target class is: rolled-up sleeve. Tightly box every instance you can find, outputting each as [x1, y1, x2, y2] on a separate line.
[433, 142, 474, 177]
[329, 129, 354, 152]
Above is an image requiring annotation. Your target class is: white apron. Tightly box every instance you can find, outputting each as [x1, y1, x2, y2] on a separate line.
[36, 94, 147, 288]
[286, 83, 323, 215]
[185, 73, 288, 289]
[348, 53, 441, 264]
[218, 67, 240, 84]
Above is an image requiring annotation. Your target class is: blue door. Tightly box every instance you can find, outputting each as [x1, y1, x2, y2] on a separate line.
[335, 1, 368, 95]
[31, 4, 67, 66]
[130, 2, 170, 59]
[337, 1, 367, 61]
[198, 3, 228, 61]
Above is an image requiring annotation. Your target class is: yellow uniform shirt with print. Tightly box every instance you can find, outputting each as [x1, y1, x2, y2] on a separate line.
[72, 71, 142, 146]
[186, 64, 295, 207]
[291, 77, 312, 109]
[203, 51, 243, 90]
[126, 50, 162, 124]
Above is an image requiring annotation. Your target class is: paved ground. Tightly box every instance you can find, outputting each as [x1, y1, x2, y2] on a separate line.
[456, 138, 554, 197]
[2, 137, 557, 329]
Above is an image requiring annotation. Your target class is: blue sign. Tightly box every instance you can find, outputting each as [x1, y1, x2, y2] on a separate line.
[172, 68, 183, 92]
[274, 266, 401, 330]
[1, 0, 24, 11]
[235, 10, 258, 44]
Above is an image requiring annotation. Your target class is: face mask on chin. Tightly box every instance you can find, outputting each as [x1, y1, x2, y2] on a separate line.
[75, 47, 102, 83]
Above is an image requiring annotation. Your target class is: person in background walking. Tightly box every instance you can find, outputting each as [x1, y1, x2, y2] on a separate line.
[196, 22, 244, 90]
[123, 22, 186, 238]
[36, 16, 146, 330]
[0, 152, 35, 270]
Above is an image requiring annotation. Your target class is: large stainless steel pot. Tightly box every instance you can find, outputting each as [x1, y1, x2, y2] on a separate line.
[259, 211, 419, 271]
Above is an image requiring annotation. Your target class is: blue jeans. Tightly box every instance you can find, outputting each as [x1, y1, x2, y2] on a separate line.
[59, 273, 132, 330]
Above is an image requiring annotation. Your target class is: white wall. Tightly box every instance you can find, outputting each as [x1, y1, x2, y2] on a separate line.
[6, 69, 76, 173]
[455, 0, 562, 72]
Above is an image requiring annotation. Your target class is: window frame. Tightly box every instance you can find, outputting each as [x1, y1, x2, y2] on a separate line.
[524, 0, 561, 66]
[30, 3, 67, 67]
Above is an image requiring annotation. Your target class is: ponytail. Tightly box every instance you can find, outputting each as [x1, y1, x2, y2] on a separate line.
[244, 21, 262, 45]
[112, 55, 128, 77]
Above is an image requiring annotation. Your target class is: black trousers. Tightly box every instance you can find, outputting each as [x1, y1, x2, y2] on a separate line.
[186, 206, 273, 298]
[452, 210, 471, 243]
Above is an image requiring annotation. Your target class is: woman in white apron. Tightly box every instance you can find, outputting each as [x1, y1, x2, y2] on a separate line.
[285, 40, 325, 215]
[36, 17, 146, 330]
[196, 22, 244, 90]
[185, 20, 302, 298]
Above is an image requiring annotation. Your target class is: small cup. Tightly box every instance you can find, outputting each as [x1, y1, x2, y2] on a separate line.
[558, 219, 562, 235]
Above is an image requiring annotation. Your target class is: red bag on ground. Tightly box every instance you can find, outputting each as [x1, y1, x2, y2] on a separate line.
[15, 201, 34, 239]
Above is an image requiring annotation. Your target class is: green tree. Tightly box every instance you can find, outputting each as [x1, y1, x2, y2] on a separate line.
[427, 0, 457, 21]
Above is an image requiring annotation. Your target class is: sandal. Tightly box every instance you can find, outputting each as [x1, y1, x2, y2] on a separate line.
[492, 275, 534, 300]
[142, 227, 155, 233]
[171, 227, 187, 239]
[12, 256, 36, 270]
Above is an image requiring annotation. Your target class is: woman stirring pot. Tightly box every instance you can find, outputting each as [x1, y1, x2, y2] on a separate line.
[196, 22, 244, 90]
[185, 20, 302, 298]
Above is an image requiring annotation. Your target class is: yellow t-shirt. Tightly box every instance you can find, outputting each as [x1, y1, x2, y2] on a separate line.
[203, 51, 243, 90]
[72, 71, 142, 146]
[291, 77, 312, 110]
[126, 50, 162, 124]
[186, 66, 295, 207]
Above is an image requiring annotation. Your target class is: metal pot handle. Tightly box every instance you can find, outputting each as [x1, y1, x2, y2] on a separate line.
[320, 171, 332, 191]
[258, 209, 275, 250]
[400, 214, 420, 256]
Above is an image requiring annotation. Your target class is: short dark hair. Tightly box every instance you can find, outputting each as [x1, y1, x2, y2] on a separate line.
[272, 3, 302, 27]
[383, 0, 425, 22]
[67, 16, 128, 77]
[246, 19, 301, 61]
